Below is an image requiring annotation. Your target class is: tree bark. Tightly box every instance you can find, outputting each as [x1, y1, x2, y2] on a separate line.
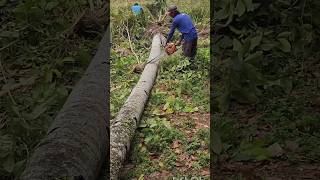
[110, 34, 166, 180]
[20, 27, 110, 180]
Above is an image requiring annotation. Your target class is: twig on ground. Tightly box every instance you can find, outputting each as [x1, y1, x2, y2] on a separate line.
[125, 20, 140, 63]
[0, 40, 19, 52]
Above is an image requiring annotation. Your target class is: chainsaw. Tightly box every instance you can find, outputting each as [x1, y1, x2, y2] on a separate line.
[133, 39, 179, 74]
[146, 37, 179, 64]
[165, 42, 177, 55]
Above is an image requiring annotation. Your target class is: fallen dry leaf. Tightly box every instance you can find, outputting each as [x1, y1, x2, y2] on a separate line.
[174, 148, 182, 154]
[285, 140, 299, 151]
[267, 143, 284, 157]
[175, 162, 183, 167]
[201, 168, 210, 175]
[190, 155, 197, 161]
[265, 177, 282, 180]
[172, 140, 180, 149]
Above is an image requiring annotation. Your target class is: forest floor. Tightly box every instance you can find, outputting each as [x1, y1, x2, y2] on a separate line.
[212, 74, 320, 179]
[117, 38, 210, 180]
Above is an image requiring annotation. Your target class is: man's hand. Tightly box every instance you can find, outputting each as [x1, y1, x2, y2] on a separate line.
[175, 40, 181, 46]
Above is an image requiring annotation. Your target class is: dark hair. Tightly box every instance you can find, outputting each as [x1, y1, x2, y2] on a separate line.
[173, 10, 180, 17]
[134, 3, 139, 5]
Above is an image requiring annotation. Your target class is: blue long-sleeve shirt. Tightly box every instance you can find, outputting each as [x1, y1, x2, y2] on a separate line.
[166, 13, 198, 43]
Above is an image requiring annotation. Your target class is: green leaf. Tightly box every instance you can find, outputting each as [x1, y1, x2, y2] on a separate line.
[233, 38, 242, 52]
[77, 50, 91, 67]
[244, 51, 263, 66]
[163, 102, 170, 110]
[13, 160, 26, 177]
[61, 57, 75, 63]
[138, 174, 144, 180]
[217, 0, 235, 25]
[211, 131, 222, 155]
[231, 86, 258, 103]
[240, 39, 251, 57]
[260, 43, 276, 51]
[280, 78, 293, 94]
[215, 1, 231, 20]
[244, 63, 265, 85]
[45, 71, 53, 83]
[231, 53, 243, 71]
[218, 91, 230, 113]
[161, 119, 171, 128]
[183, 105, 199, 113]
[56, 86, 69, 98]
[27, 103, 47, 120]
[277, 31, 292, 38]
[243, 0, 254, 11]
[236, 140, 272, 161]
[218, 36, 233, 48]
[277, 38, 291, 52]
[11, 105, 20, 117]
[267, 79, 281, 87]
[20, 119, 38, 130]
[3, 155, 15, 173]
[215, 9, 229, 20]
[138, 120, 147, 128]
[263, 31, 273, 36]
[0, 0, 8, 7]
[235, 0, 246, 17]
[46, 1, 59, 10]
[250, 34, 262, 50]
[52, 69, 62, 78]
[237, 147, 272, 161]
[229, 26, 244, 35]
[151, 109, 162, 116]
[148, 119, 158, 128]
[88, 0, 94, 10]
[144, 136, 152, 143]
[0, 135, 13, 158]
[165, 108, 174, 114]
[0, 31, 19, 38]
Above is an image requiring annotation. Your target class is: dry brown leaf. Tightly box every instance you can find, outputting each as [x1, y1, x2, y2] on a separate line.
[172, 140, 179, 149]
[201, 168, 210, 175]
[191, 155, 197, 161]
[174, 148, 182, 154]
[175, 162, 183, 167]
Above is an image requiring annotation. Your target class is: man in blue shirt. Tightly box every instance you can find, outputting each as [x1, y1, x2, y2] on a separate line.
[131, 3, 143, 16]
[165, 5, 198, 68]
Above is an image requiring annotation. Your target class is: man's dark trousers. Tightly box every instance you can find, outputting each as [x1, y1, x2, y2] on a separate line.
[182, 38, 197, 63]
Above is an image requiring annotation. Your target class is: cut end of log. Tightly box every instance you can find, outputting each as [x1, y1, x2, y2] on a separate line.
[132, 63, 145, 74]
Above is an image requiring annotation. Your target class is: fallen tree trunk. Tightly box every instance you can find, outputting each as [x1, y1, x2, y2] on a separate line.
[110, 34, 166, 180]
[21, 27, 110, 180]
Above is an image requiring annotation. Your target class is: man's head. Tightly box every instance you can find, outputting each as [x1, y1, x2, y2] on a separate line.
[134, 3, 139, 6]
[167, 5, 178, 17]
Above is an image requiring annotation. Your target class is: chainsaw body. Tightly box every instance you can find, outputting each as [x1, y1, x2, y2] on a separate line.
[165, 42, 177, 55]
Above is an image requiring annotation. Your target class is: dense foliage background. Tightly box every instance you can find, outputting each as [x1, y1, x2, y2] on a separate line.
[212, 0, 320, 178]
[0, 0, 106, 178]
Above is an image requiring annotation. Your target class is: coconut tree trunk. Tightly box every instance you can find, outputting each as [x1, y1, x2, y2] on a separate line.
[20, 28, 110, 180]
[110, 34, 166, 180]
